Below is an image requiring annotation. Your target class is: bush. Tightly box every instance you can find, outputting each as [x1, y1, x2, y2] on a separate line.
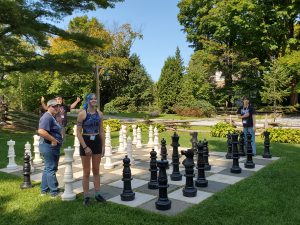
[130, 123, 166, 133]
[104, 97, 134, 113]
[174, 100, 216, 117]
[104, 102, 119, 114]
[210, 122, 236, 137]
[103, 118, 121, 132]
[65, 120, 77, 135]
[264, 128, 300, 144]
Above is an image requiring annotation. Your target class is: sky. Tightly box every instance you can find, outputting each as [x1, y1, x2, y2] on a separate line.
[59, 0, 194, 82]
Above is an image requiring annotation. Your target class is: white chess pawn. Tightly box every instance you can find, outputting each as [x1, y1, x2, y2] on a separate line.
[132, 124, 137, 145]
[24, 141, 34, 172]
[61, 146, 76, 201]
[147, 125, 154, 147]
[73, 125, 80, 157]
[118, 129, 125, 153]
[136, 127, 142, 149]
[154, 127, 159, 152]
[104, 125, 114, 169]
[33, 135, 42, 164]
[127, 136, 134, 165]
[6, 140, 18, 170]
[107, 125, 112, 150]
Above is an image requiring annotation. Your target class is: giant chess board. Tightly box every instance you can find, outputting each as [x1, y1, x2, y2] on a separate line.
[0, 145, 279, 216]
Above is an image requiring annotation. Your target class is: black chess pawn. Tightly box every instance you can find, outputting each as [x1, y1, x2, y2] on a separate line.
[238, 131, 246, 156]
[244, 132, 255, 168]
[170, 132, 182, 181]
[203, 139, 211, 171]
[195, 142, 208, 187]
[225, 132, 233, 159]
[155, 159, 171, 210]
[20, 153, 33, 189]
[120, 155, 135, 201]
[182, 149, 197, 197]
[148, 149, 158, 189]
[230, 132, 242, 173]
[262, 131, 272, 158]
[160, 138, 169, 169]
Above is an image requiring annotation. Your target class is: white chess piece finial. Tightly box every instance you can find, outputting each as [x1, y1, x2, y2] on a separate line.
[6, 140, 18, 170]
[73, 125, 80, 157]
[118, 129, 125, 153]
[127, 136, 134, 164]
[136, 127, 142, 149]
[24, 141, 34, 172]
[147, 125, 154, 147]
[61, 146, 76, 201]
[104, 125, 114, 169]
[154, 127, 159, 152]
[33, 135, 42, 164]
[132, 124, 137, 145]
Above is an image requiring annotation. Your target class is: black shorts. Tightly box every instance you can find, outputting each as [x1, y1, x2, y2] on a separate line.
[80, 135, 102, 156]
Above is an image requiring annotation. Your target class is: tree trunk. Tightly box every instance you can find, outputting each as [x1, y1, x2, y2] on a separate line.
[290, 91, 298, 106]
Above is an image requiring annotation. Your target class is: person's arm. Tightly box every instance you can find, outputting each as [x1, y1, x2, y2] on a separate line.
[40, 96, 47, 110]
[70, 97, 81, 109]
[76, 110, 92, 156]
[38, 129, 60, 146]
[253, 115, 256, 131]
[98, 111, 105, 158]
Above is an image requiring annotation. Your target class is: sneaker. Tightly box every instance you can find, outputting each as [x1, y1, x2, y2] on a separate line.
[95, 194, 106, 203]
[50, 192, 63, 198]
[40, 192, 47, 197]
[83, 197, 91, 206]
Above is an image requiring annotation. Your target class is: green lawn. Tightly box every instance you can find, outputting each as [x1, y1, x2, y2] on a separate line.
[1, 128, 300, 225]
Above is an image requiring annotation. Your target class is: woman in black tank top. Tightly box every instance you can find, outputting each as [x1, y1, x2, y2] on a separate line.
[76, 93, 106, 205]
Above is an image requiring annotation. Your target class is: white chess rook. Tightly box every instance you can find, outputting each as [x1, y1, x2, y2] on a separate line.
[73, 125, 80, 157]
[6, 140, 18, 170]
[132, 125, 137, 145]
[127, 136, 134, 165]
[147, 125, 154, 147]
[104, 125, 114, 169]
[61, 146, 76, 201]
[136, 127, 142, 149]
[154, 127, 159, 152]
[24, 141, 34, 172]
[33, 135, 42, 164]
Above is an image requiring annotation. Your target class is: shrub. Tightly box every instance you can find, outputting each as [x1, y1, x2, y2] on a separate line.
[104, 96, 134, 113]
[129, 123, 166, 133]
[263, 128, 300, 144]
[174, 100, 215, 117]
[104, 102, 119, 114]
[210, 122, 236, 137]
[103, 118, 121, 132]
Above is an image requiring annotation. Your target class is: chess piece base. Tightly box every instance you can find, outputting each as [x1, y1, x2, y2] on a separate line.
[195, 179, 208, 187]
[230, 167, 242, 174]
[148, 182, 158, 189]
[120, 192, 135, 201]
[244, 162, 255, 168]
[170, 173, 182, 181]
[183, 187, 197, 197]
[155, 199, 171, 210]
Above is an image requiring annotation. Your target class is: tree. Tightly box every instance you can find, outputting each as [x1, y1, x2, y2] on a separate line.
[260, 62, 292, 111]
[0, 0, 123, 74]
[157, 48, 184, 113]
[177, 0, 300, 105]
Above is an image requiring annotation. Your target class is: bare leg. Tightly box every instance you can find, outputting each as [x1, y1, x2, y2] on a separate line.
[81, 156, 91, 195]
[92, 154, 101, 192]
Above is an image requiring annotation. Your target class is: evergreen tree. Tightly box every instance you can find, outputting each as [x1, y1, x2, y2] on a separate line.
[157, 48, 184, 113]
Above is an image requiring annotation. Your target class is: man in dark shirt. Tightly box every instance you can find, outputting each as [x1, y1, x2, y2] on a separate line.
[237, 96, 257, 155]
[41, 96, 81, 139]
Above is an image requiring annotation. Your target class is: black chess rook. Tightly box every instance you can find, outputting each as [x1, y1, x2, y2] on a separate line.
[230, 132, 242, 173]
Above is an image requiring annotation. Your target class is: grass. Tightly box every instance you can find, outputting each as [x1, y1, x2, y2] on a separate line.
[1, 128, 300, 225]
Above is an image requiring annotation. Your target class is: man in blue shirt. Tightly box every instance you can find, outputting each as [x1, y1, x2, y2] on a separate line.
[38, 99, 62, 197]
